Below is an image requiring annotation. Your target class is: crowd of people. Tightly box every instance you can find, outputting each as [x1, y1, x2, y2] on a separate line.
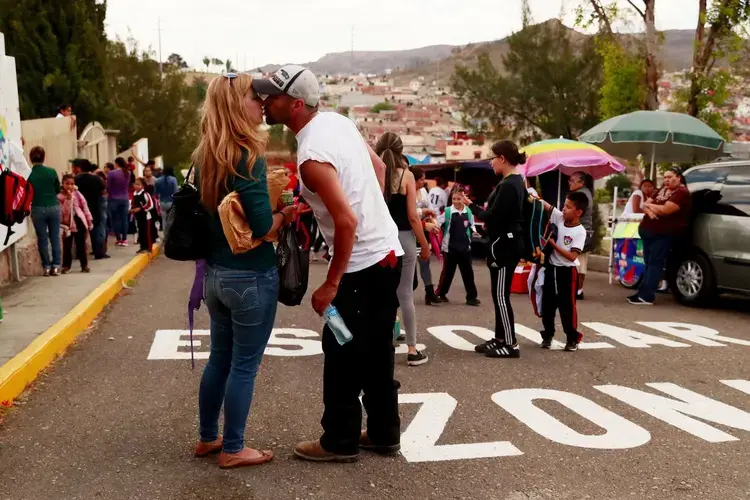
[186, 64, 692, 471]
[26, 146, 179, 275]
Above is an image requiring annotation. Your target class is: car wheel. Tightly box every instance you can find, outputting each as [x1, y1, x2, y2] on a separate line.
[671, 253, 716, 307]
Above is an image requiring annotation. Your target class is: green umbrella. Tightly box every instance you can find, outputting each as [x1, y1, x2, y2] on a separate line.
[579, 111, 726, 178]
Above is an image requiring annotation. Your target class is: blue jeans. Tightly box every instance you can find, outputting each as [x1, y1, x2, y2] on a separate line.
[199, 265, 279, 453]
[31, 206, 62, 269]
[639, 230, 674, 302]
[160, 201, 172, 230]
[108, 198, 129, 241]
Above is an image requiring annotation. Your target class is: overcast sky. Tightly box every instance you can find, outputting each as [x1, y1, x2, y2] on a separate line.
[105, 0, 701, 70]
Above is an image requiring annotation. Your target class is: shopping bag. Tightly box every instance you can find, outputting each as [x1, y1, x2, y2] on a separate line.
[276, 226, 310, 306]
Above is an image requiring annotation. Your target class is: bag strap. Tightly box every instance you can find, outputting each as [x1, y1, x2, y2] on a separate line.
[184, 165, 196, 186]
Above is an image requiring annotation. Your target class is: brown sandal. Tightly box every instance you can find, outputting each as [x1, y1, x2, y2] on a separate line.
[218, 448, 274, 469]
[194, 437, 223, 458]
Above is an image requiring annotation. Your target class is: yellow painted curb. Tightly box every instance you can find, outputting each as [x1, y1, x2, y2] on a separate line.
[0, 245, 161, 404]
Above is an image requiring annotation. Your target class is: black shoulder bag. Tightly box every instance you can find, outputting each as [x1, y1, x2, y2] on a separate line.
[163, 165, 211, 261]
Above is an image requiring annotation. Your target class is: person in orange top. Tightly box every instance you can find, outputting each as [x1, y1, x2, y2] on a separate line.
[57, 174, 94, 273]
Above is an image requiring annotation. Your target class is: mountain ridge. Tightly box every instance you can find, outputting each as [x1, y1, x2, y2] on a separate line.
[257, 21, 696, 81]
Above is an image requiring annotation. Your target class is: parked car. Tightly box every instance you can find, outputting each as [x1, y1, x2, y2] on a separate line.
[669, 159, 750, 306]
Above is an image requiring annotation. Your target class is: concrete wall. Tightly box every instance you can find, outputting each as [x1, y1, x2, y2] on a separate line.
[0, 31, 31, 265]
[21, 117, 77, 177]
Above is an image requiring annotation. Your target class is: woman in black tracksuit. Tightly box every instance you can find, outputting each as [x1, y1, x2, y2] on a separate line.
[466, 141, 527, 358]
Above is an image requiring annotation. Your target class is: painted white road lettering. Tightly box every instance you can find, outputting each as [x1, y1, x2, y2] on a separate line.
[426, 325, 493, 351]
[639, 322, 750, 347]
[721, 379, 750, 396]
[514, 324, 615, 350]
[583, 323, 690, 348]
[148, 329, 210, 360]
[492, 389, 650, 449]
[596, 382, 750, 442]
[399, 393, 523, 462]
[265, 328, 323, 357]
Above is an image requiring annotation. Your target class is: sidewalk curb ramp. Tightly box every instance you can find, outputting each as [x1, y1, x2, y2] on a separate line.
[0, 245, 160, 404]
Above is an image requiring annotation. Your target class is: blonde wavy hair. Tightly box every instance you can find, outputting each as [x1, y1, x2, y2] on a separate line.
[192, 73, 268, 210]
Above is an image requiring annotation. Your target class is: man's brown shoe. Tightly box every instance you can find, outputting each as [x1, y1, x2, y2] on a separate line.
[194, 437, 223, 458]
[293, 439, 358, 463]
[218, 447, 274, 469]
[359, 431, 401, 455]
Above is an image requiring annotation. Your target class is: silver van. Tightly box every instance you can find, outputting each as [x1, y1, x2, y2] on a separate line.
[670, 160, 750, 306]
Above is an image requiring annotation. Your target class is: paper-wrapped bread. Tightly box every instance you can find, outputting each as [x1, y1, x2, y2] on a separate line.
[219, 167, 290, 254]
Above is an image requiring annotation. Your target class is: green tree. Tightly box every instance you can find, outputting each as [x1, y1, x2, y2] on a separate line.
[578, 0, 659, 111]
[685, 0, 750, 121]
[370, 102, 395, 113]
[202, 56, 211, 72]
[597, 38, 645, 119]
[105, 39, 201, 166]
[225, 59, 232, 73]
[452, 19, 603, 142]
[0, 0, 108, 131]
[167, 53, 188, 69]
[211, 57, 223, 67]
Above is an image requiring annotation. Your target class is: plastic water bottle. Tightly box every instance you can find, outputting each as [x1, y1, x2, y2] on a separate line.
[324, 305, 353, 345]
[393, 316, 401, 342]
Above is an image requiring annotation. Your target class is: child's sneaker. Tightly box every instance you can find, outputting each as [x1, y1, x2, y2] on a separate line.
[540, 338, 553, 349]
[437, 295, 450, 303]
[564, 342, 579, 352]
[466, 298, 481, 306]
[407, 350, 429, 366]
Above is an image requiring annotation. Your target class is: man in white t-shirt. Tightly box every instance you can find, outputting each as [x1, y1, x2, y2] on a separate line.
[254, 65, 404, 463]
[428, 177, 449, 214]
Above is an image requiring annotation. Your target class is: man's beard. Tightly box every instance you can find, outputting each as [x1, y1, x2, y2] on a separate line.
[264, 110, 278, 125]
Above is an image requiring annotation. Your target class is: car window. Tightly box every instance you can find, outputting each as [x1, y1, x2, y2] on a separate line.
[684, 165, 729, 192]
[718, 166, 750, 217]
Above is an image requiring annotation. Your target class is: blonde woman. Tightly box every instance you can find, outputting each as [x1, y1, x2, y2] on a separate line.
[192, 73, 295, 469]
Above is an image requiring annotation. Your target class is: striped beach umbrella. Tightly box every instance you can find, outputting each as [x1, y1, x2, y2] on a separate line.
[520, 138, 626, 180]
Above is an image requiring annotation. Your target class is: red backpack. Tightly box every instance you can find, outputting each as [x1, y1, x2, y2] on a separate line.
[0, 168, 34, 245]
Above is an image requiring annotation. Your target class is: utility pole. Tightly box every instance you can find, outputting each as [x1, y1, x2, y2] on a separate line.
[157, 17, 163, 77]
[351, 25, 355, 73]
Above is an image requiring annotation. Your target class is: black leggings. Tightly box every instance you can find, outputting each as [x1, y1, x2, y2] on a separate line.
[490, 261, 518, 345]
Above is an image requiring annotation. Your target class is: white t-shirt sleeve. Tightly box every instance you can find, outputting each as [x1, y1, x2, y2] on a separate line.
[570, 226, 586, 252]
[550, 207, 564, 226]
[297, 145, 338, 172]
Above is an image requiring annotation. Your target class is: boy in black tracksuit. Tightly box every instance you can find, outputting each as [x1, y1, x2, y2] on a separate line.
[437, 190, 480, 306]
[540, 191, 588, 351]
[130, 177, 155, 254]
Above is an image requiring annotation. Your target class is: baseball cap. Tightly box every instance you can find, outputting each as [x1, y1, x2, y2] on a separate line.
[252, 64, 320, 107]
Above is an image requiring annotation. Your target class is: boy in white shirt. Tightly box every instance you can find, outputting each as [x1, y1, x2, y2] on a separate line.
[539, 191, 588, 351]
[428, 177, 449, 215]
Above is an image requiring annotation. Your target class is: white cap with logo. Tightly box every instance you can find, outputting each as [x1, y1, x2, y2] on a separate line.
[252, 64, 320, 107]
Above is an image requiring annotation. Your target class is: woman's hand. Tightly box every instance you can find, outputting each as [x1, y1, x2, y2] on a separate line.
[419, 245, 431, 261]
[424, 222, 438, 234]
[462, 193, 472, 206]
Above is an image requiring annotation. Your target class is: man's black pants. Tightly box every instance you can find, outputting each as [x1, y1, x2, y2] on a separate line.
[541, 265, 581, 344]
[320, 256, 402, 455]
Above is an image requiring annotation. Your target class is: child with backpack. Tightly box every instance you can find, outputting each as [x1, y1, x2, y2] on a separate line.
[130, 177, 156, 254]
[436, 189, 480, 306]
[539, 191, 589, 351]
[57, 173, 93, 273]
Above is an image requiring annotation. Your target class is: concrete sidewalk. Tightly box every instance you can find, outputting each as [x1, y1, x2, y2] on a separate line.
[0, 238, 141, 363]
[0, 237, 160, 401]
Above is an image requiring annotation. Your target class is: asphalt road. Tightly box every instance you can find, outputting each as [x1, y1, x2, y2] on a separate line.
[0, 256, 749, 500]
